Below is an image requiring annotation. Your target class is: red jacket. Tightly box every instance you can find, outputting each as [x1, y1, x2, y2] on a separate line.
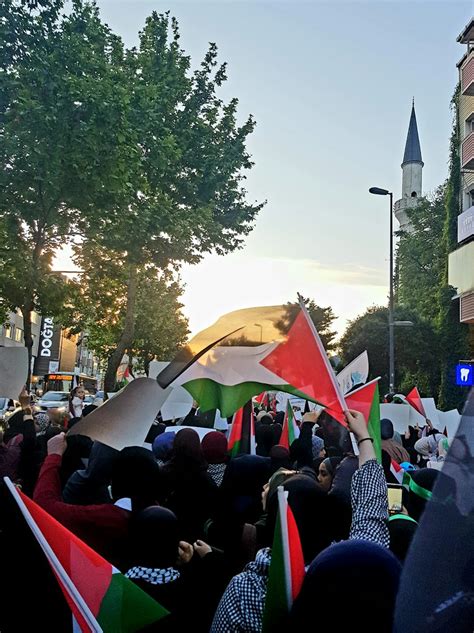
[33, 454, 130, 569]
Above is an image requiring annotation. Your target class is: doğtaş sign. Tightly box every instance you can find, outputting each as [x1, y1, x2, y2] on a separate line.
[34, 317, 61, 376]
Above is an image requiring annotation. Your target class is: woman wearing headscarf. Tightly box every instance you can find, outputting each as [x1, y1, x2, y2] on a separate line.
[201, 431, 229, 487]
[33, 434, 162, 569]
[63, 441, 118, 505]
[426, 436, 450, 470]
[152, 431, 175, 466]
[161, 428, 218, 543]
[125, 506, 189, 628]
[289, 541, 401, 633]
[403, 467, 440, 522]
[317, 456, 343, 492]
[68, 385, 85, 420]
[211, 410, 390, 632]
[388, 514, 418, 562]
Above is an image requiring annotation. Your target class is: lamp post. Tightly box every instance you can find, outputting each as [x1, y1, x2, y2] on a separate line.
[369, 187, 395, 393]
[254, 323, 263, 344]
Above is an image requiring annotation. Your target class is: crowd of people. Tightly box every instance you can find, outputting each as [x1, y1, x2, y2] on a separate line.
[0, 388, 456, 632]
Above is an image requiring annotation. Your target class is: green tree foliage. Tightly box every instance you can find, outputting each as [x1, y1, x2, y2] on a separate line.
[396, 187, 446, 323]
[73, 9, 264, 392]
[369, 85, 469, 409]
[130, 273, 189, 377]
[69, 255, 189, 386]
[0, 0, 133, 383]
[437, 85, 470, 410]
[275, 297, 337, 351]
[339, 305, 439, 397]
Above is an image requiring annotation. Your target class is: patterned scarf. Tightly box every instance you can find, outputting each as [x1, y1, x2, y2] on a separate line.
[125, 565, 180, 585]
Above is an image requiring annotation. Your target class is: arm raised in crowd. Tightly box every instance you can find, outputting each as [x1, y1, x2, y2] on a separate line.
[345, 409, 389, 548]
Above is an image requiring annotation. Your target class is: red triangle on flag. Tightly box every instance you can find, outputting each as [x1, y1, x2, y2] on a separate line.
[406, 387, 426, 418]
[260, 308, 346, 425]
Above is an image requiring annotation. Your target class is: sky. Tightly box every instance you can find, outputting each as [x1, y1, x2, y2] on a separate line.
[58, 0, 474, 337]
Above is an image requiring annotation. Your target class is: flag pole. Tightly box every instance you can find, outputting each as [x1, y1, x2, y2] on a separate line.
[4, 477, 102, 633]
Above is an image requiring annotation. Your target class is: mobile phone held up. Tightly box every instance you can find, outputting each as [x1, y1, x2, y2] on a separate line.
[387, 484, 403, 515]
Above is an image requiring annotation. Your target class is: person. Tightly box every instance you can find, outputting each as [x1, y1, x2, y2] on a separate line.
[426, 436, 450, 470]
[289, 541, 401, 633]
[161, 428, 218, 543]
[317, 456, 342, 493]
[211, 409, 390, 632]
[33, 433, 162, 568]
[62, 441, 118, 505]
[125, 507, 228, 632]
[201, 431, 229, 487]
[381, 418, 410, 464]
[125, 506, 193, 628]
[414, 428, 446, 464]
[403, 468, 440, 522]
[152, 432, 175, 466]
[388, 514, 418, 562]
[68, 385, 85, 419]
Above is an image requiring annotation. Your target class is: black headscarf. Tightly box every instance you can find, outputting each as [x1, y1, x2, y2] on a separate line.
[128, 506, 179, 569]
[388, 515, 418, 562]
[111, 446, 163, 511]
[266, 474, 334, 563]
[165, 428, 207, 472]
[290, 540, 401, 632]
[403, 468, 440, 522]
[63, 441, 118, 505]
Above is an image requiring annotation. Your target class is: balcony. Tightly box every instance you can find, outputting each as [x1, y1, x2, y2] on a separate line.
[461, 54, 474, 96]
[462, 132, 474, 170]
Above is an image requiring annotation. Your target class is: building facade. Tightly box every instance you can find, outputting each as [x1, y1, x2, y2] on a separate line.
[448, 20, 474, 329]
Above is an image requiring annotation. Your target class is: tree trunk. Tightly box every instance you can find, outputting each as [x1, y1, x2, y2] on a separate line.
[103, 264, 138, 395]
[22, 303, 34, 389]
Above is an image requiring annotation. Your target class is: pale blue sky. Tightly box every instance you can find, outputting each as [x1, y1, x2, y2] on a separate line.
[94, 0, 473, 336]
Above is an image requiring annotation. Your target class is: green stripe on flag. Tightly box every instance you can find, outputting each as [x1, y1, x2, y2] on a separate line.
[183, 378, 321, 418]
[262, 521, 287, 632]
[367, 383, 382, 464]
[97, 572, 169, 632]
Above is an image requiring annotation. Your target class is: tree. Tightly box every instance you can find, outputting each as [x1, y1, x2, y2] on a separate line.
[275, 297, 337, 351]
[74, 10, 264, 393]
[396, 187, 446, 323]
[395, 85, 470, 410]
[69, 260, 189, 384]
[437, 85, 470, 410]
[129, 273, 189, 376]
[0, 0, 134, 384]
[339, 305, 440, 397]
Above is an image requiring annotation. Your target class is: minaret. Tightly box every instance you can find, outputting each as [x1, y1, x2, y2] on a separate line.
[394, 101, 424, 232]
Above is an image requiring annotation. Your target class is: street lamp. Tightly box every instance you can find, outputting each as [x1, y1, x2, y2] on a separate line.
[369, 186, 395, 393]
[254, 323, 263, 344]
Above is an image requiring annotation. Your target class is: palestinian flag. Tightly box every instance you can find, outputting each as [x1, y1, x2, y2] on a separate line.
[262, 486, 305, 632]
[4, 478, 168, 632]
[389, 461, 432, 501]
[228, 401, 256, 457]
[255, 392, 269, 408]
[345, 378, 382, 463]
[406, 387, 426, 418]
[158, 301, 346, 423]
[279, 400, 300, 449]
[390, 459, 406, 484]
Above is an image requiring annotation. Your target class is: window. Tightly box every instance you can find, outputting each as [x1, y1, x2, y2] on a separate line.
[465, 115, 474, 137]
[4, 324, 12, 338]
[15, 328, 23, 342]
[463, 188, 474, 211]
